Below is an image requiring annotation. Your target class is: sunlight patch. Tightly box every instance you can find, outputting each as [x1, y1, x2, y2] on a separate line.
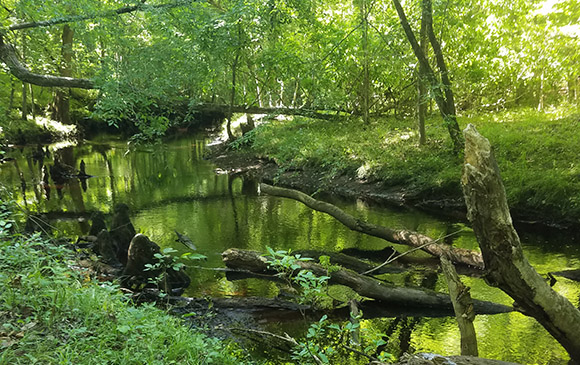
[34, 117, 76, 135]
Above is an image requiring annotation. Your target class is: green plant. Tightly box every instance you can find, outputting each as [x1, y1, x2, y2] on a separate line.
[265, 247, 330, 307]
[0, 207, 245, 364]
[144, 247, 207, 297]
[291, 313, 395, 364]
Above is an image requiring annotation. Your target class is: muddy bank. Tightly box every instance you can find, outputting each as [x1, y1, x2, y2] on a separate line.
[207, 142, 580, 235]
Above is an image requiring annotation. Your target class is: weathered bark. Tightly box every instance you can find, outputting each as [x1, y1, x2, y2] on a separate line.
[222, 248, 511, 314]
[260, 183, 484, 269]
[0, 34, 94, 89]
[441, 256, 478, 356]
[461, 124, 580, 362]
[391, 0, 463, 152]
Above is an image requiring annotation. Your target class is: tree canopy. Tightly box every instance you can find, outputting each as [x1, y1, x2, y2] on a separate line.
[1, 0, 578, 139]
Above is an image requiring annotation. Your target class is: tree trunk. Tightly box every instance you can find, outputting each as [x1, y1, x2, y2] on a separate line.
[360, 0, 370, 124]
[221, 248, 511, 314]
[441, 256, 478, 356]
[391, 0, 463, 153]
[7, 75, 15, 116]
[29, 84, 35, 117]
[21, 81, 28, 120]
[260, 183, 484, 268]
[52, 25, 74, 123]
[416, 0, 428, 145]
[461, 124, 580, 362]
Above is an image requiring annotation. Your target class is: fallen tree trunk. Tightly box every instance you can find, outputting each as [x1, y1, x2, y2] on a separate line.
[0, 34, 95, 89]
[259, 183, 484, 269]
[222, 248, 511, 314]
[194, 103, 350, 121]
[461, 124, 580, 362]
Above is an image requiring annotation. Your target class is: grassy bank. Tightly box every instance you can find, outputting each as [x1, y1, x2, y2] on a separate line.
[232, 106, 580, 224]
[0, 205, 247, 364]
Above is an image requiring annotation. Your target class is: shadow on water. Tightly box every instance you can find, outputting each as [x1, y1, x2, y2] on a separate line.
[1, 135, 579, 364]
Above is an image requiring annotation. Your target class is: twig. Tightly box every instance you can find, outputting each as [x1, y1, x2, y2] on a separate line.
[360, 229, 465, 276]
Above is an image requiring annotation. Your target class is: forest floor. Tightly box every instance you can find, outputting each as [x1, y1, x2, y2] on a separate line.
[208, 106, 580, 233]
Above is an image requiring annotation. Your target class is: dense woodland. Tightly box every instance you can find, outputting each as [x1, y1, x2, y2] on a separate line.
[1, 0, 580, 364]
[0, 0, 579, 141]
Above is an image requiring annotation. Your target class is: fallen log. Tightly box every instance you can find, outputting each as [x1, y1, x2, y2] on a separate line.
[0, 34, 95, 89]
[222, 248, 511, 315]
[195, 103, 350, 122]
[259, 183, 484, 269]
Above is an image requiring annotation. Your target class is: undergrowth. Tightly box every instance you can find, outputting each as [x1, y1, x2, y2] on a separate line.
[0, 203, 247, 364]
[233, 106, 580, 221]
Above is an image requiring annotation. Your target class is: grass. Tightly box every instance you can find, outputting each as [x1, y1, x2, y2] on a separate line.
[0, 206, 248, 364]
[233, 105, 580, 222]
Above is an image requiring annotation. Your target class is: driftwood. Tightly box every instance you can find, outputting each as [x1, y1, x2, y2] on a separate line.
[461, 124, 580, 361]
[259, 183, 484, 269]
[440, 256, 478, 356]
[222, 248, 511, 315]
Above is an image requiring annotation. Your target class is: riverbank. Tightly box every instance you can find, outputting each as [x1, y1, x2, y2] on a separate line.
[0, 205, 248, 364]
[208, 107, 580, 232]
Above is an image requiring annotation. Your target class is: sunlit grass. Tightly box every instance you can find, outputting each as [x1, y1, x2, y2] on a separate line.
[0, 230, 248, 364]
[236, 105, 580, 221]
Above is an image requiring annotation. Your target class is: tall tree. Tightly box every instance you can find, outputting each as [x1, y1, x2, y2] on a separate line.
[392, 0, 463, 152]
[416, 0, 428, 145]
[52, 24, 74, 123]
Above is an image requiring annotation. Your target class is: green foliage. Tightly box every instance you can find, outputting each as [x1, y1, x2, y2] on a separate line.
[241, 106, 580, 222]
[0, 211, 246, 364]
[264, 247, 395, 364]
[265, 246, 330, 307]
[291, 314, 394, 364]
[144, 247, 207, 297]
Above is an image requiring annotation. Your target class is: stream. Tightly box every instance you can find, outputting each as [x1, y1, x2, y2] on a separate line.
[1, 134, 579, 364]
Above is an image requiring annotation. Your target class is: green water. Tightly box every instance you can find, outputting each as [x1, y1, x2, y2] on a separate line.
[1, 136, 579, 363]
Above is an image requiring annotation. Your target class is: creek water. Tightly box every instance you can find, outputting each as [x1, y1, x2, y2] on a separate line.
[1, 135, 579, 364]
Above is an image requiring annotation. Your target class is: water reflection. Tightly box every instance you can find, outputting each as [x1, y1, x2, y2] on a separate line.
[1, 136, 579, 363]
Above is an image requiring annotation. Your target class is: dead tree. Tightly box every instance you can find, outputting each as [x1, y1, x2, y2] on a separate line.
[461, 124, 580, 362]
[440, 255, 478, 356]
